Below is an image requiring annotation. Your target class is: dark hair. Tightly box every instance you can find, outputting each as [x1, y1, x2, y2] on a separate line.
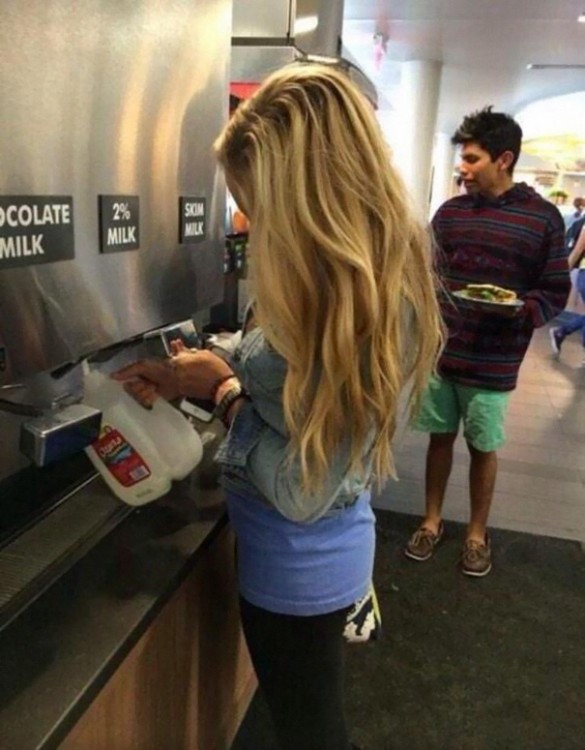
[451, 106, 523, 174]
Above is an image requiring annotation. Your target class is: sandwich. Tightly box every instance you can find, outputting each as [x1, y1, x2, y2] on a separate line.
[461, 284, 518, 304]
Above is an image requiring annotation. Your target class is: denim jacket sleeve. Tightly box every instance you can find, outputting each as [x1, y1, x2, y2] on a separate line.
[216, 400, 371, 522]
[214, 328, 371, 523]
[247, 424, 371, 523]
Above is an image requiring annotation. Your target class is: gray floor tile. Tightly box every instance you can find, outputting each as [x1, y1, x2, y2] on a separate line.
[495, 470, 584, 503]
[506, 400, 559, 417]
[497, 455, 584, 484]
[502, 413, 565, 431]
[504, 427, 572, 449]
[508, 392, 555, 408]
[508, 382, 548, 396]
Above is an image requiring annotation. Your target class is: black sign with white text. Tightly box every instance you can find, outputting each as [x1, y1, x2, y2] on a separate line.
[179, 197, 207, 244]
[0, 196, 74, 269]
[98, 195, 140, 253]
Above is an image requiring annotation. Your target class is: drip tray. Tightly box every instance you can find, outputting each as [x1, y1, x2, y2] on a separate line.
[0, 476, 131, 632]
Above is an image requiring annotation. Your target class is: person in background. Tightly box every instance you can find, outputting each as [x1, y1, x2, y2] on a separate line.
[550, 222, 585, 365]
[113, 63, 443, 750]
[562, 203, 585, 312]
[563, 195, 584, 233]
[564, 199, 585, 258]
[404, 106, 570, 577]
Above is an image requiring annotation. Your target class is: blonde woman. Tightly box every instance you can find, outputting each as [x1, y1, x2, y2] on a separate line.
[114, 63, 442, 750]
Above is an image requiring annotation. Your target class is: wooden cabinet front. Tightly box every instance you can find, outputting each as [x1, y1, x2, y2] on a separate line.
[60, 526, 256, 750]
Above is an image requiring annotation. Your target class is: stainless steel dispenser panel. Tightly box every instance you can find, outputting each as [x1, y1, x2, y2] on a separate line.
[0, 0, 232, 381]
[295, 0, 345, 57]
[232, 0, 291, 37]
[231, 45, 296, 82]
[232, 0, 345, 56]
[19, 404, 102, 467]
[230, 0, 376, 105]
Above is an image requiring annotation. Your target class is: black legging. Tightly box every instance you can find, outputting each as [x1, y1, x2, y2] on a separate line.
[239, 596, 353, 750]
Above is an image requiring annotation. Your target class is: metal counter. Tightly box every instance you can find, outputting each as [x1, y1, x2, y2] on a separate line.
[0, 466, 226, 749]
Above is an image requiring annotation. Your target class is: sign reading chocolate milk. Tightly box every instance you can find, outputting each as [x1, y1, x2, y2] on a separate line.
[0, 196, 75, 269]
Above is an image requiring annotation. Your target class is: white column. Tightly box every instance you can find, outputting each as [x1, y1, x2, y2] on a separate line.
[429, 132, 456, 218]
[394, 60, 442, 216]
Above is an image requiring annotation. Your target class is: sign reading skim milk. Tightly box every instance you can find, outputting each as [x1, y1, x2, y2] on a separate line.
[98, 195, 140, 253]
[179, 197, 206, 244]
[0, 196, 74, 270]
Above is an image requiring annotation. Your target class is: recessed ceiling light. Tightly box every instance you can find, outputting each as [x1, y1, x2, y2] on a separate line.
[525, 63, 585, 70]
[294, 15, 319, 35]
[578, 13, 585, 22]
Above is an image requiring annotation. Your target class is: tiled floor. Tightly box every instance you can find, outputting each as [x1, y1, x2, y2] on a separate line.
[374, 323, 585, 542]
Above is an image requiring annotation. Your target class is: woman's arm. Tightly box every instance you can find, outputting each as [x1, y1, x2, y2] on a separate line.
[112, 349, 236, 406]
[217, 399, 371, 524]
[245, 421, 369, 523]
[214, 377, 247, 424]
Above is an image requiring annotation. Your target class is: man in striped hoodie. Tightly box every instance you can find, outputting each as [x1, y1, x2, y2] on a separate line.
[404, 107, 570, 577]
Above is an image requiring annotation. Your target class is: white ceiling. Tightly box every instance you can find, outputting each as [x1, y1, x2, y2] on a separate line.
[342, 0, 585, 133]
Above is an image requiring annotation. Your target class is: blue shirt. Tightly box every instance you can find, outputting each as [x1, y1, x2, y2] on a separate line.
[226, 489, 375, 616]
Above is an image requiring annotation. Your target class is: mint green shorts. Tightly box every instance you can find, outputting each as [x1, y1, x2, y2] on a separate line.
[413, 374, 510, 452]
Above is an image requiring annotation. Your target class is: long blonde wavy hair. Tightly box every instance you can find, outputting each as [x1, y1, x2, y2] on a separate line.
[214, 63, 443, 495]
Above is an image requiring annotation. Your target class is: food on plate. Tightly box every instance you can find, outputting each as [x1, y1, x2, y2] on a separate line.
[460, 284, 518, 304]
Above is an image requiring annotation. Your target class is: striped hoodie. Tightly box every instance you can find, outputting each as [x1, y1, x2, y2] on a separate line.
[432, 182, 570, 391]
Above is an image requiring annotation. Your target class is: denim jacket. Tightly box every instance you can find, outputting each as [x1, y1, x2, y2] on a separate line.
[215, 327, 373, 523]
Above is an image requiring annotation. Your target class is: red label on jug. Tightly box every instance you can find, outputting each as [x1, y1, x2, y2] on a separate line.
[92, 425, 151, 486]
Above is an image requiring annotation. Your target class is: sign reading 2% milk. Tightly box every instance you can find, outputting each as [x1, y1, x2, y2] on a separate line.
[98, 195, 140, 253]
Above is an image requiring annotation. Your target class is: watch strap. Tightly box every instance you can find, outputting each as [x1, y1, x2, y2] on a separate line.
[213, 382, 246, 425]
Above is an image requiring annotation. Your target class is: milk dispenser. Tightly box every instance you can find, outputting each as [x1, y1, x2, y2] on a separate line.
[0, 0, 231, 627]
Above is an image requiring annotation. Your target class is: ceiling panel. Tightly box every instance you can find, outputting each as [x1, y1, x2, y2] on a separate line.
[344, 0, 584, 23]
[343, 0, 585, 131]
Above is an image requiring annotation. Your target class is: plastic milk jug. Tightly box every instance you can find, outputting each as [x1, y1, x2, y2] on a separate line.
[141, 398, 203, 480]
[82, 367, 203, 506]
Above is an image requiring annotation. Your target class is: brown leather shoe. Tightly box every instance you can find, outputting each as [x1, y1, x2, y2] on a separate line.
[460, 535, 492, 577]
[404, 522, 444, 561]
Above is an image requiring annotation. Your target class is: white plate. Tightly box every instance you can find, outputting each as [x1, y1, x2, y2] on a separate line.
[453, 289, 524, 310]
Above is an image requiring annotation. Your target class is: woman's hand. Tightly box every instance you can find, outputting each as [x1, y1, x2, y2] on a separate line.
[111, 358, 180, 407]
[169, 340, 236, 400]
[112, 342, 236, 407]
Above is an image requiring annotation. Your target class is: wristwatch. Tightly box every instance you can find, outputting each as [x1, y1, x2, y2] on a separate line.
[213, 381, 247, 425]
